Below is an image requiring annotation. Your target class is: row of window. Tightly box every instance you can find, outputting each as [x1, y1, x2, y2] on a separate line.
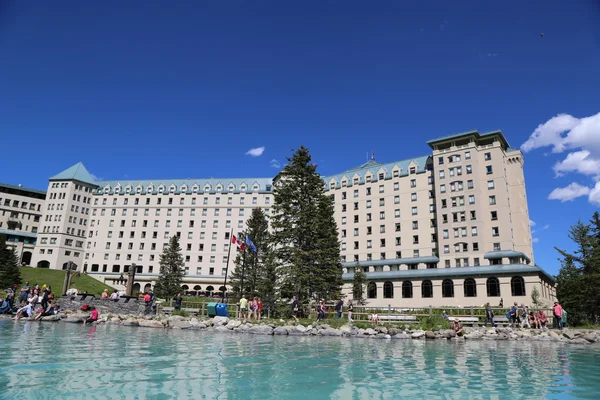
[367, 276, 525, 299]
[92, 207, 267, 218]
[99, 183, 271, 195]
[438, 163, 493, 179]
[0, 199, 41, 211]
[93, 195, 270, 207]
[334, 177, 433, 198]
[88, 218, 247, 232]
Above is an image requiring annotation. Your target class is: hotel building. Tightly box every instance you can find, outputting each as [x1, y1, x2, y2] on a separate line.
[22, 130, 555, 307]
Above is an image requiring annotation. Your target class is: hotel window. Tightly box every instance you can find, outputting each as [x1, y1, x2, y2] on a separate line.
[211, 244, 216, 252]
[395, 223, 401, 231]
[213, 221, 219, 228]
[493, 242, 501, 251]
[366, 200, 371, 208]
[453, 228, 459, 238]
[395, 237, 401, 245]
[216, 197, 221, 204]
[465, 151, 471, 160]
[394, 196, 400, 204]
[467, 180, 474, 189]
[429, 204, 435, 212]
[466, 165, 472, 174]
[394, 209, 400, 218]
[456, 167, 462, 175]
[354, 190, 359, 198]
[469, 195, 475, 204]
[342, 192, 346, 200]
[461, 227, 467, 237]
[473, 242, 479, 251]
[394, 182, 399, 191]
[443, 229, 449, 239]
[380, 238, 386, 247]
[354, 202, 359, 210]
[366, 240, 372, 248]
[227, 197, 233, 205]
[410, 167, 416, 174]
[353, 228, 359, 236]
[379, 198, 385, 206]
[411, 193, 417, 201]
[484, 152, 491, 160]
[190, 209, 196, 216]
[408, 179, 415, 188]
[210, 256, 215, 263]
[492, 227, 500, 237]
[444, 245, 449, 254]
[341, 217, 346, 225]
[470, 210, 476, 220]
[412, 235, 419, 244]
[490, 211, 498, 220]
[225, 220, 231, 228]
[252, 197, 257, 204]
[201, 220, 206, 228]
[413, 249, 419, 258]
[354, 241, 359, 250]
[177, 220, 183, 228]
[412, 221, 418, 230]
[449, 168, 455, 177]
[473, 257, 480, 266]
[165, 220, 171, 228]
[342, 204, 347, 212]
[341, 229, 346, 238]
[486, 166, 493, 174]
[366, 188, 371, 195]
[439, 170, 445, 179]
[438, 156, 444, 165]
[341, 242, 347, 250]
[489, 195, 496, 205]
[167, 209, 172, 216]
[155, 209, 160, 216]
[440, 184, 446, 193]
[225, 208, 231, 216]
[379, 185, 384, 193]
[238, 221, 244, 228]
[487, 180, 495, 189]
[471, 227, 478, 236]
[178, 209, 183, 216]
[203, 198, 208, 205]
[239, 209, 245, 216]
[188, 232, 193, 240]
[380, 225, 385, 233]
[411, 207, 417, 215]
[354, 215, 359, 223]
[214, 209, 220, 216]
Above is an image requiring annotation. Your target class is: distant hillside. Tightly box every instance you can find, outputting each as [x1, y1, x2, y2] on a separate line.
[19, 267, 115, 296]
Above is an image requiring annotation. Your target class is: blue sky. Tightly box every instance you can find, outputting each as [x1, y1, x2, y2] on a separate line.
[1, 1, 599, 275]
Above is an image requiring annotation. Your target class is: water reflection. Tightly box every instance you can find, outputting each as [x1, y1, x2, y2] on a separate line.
[0, 321, 599, 399]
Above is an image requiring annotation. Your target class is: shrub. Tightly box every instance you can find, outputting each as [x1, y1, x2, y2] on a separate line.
[418, 314, 450, 331]
[171, 310, 189, 317]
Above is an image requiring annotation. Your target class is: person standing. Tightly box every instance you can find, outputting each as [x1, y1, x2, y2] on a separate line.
[316, 300, 326, 322]
[347, 300, 354, 323]
[238, 295, 248, 320]
[19, 282, 30, 304]
[553, 301, 563, 330]
[174, 293, 183, 311]
[290, 296, 299, 322]
[257, 298, 263, 321]
[484, 302, 495, 327]
[335, 298, 344, 319]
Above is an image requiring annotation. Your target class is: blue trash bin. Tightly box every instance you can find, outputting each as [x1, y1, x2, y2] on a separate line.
[216, 303, 229, 317]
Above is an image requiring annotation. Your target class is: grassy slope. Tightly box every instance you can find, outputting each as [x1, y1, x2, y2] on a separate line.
[19, 267, 115, 296]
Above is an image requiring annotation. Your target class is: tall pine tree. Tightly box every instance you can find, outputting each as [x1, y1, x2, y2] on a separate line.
[153, 236, 185, 300]
[270, 146, 342, 306]
[352, 263, 367, 305]
[0, 234, 22, 290]
[556, 211, 600, 325]
[230, 208, 270, 297]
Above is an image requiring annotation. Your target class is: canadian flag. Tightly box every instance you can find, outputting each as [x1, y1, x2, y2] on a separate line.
[231, 235, 246, 251]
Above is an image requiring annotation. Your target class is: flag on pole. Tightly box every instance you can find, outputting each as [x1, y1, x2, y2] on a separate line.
[231, 235, 246, 251]
[245, 236, 257, 252]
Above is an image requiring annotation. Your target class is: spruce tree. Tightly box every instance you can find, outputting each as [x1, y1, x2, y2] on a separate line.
[0, 234, 22, 290]
[153, 236, 185, 300]
[352, 264, 367, 305]
[271, 146, 342, 306]
[556, 212, 600, 325]
[230, 208, 270, 297]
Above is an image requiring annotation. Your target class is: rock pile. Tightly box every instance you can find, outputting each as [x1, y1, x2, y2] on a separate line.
[5, 312, 599, 345]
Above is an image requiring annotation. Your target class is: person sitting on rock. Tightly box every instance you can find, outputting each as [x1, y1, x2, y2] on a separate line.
[34, 302, 60, 321]
[536, 309, 548, 329]
[369, 312, 381, 325]
[528, 311, 539, 329]
[451, 319, 464, 336]
[84, 306, 99, 325]
[13, 302, 34, 320]
[0, 298, 11, 314]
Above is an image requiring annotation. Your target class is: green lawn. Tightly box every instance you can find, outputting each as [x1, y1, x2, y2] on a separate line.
[19, 267, 115, 296]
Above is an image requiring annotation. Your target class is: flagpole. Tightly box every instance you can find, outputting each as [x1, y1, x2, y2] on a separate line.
[221, 228, 234, 302]
[241, 231, 247, 297]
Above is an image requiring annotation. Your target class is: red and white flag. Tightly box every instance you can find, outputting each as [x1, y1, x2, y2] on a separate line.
[231, 235, 246, 251]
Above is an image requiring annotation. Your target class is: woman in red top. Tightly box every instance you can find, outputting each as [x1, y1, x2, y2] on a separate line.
[84, 306, 99, 325]
[257, 298, 263, 320]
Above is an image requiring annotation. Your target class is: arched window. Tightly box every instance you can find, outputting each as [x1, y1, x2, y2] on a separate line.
[383, 281, 394, 298]
[511, 276, 526, 296]
[442, 279, 454, 298]
[193, 285, 202, 291]
[486, 277, 501, 297]
[464, 278, 477, 297]
[402, 281, 413, 298]
[181, 285, 189, 291]
[367, 282, 377, 299]
[421, 280, 433, 298]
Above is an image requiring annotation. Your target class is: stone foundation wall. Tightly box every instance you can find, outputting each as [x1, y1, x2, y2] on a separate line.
[58, 295, 146, 315]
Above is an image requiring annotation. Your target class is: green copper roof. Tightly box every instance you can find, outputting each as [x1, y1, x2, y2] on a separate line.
[0, 229, 37, 239]
[342, 263, 555, 282]
[426, 130, 511, 149]
[50, 162, 97, 185]
[321, 155, 431, 191]
[484, 250, 531, 264]
[342, 256, 440, 268]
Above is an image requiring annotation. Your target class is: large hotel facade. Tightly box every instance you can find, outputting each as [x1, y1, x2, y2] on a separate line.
[3, 130, 556, 307]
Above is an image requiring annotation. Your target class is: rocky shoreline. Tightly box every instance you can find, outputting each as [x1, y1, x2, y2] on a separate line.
[3, 311, 599, 345]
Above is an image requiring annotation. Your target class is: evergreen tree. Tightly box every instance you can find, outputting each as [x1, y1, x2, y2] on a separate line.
[352, 264, 367, 305]
[153, 236, 185, 299]
[271, 146, 342, 306]
[230, 208, 270, 297]
[256, 250, 278, 317]
[0, 234, 22, 290]
[556, 212, 600, 325]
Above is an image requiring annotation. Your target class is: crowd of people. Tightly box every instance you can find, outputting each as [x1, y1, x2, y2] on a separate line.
[236, 295, 264, 320]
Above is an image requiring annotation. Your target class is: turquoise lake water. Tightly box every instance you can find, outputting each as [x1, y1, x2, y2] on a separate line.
[1, 321, 600, 399]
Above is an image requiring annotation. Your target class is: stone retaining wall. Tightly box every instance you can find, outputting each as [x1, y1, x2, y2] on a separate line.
[58, 295, 145, 316]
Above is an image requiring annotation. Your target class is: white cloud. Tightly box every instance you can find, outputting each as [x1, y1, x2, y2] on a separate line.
[246, 147, 265, 157]
[521, 112, 600, 205]
[543, 224, 550, 230]
[487, 52, 499, 57]
[548, 182, 590, 202]
[269, 159, 281, 169]
[532, 237, 540, 243]
[529, 219, 536, 227]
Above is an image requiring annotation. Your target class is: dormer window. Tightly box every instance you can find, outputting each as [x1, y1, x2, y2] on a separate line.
[158, 186, 164, 193]
[216, 185, 222, 193]
[228, 185, 235, 192]
[253, 184, 259, 192]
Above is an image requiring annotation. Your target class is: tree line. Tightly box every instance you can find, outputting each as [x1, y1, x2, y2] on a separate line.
[556, 211, 600, 326]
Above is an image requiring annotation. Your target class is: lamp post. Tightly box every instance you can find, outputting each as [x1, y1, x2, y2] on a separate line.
[126, 263, 136, 296]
